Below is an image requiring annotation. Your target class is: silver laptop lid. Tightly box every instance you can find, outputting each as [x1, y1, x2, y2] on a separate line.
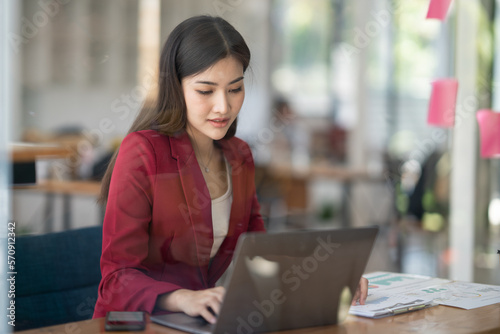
[213, 226, 378, 333]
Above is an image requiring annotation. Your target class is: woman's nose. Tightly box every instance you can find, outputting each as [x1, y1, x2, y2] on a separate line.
[213, 91, 229, 114]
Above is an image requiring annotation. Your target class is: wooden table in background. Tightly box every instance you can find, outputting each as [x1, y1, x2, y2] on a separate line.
[10, 143, 72, 163]
[10, 143, 73, 185]
[17, 303, 500, 334]
[265, 162, 383, 227]
[15, 180, 102, 196]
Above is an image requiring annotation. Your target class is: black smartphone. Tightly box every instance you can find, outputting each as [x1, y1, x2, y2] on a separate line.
[105, 311, 146, 331]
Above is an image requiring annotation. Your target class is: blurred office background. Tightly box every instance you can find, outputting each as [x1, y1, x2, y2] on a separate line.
[2, 0, 500, 287]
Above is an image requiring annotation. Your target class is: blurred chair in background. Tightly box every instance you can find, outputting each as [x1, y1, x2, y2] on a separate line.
[15, 226, 102, 331]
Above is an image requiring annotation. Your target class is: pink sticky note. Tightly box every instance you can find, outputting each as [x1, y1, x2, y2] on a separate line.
[427, 79, 458, 127]
[476, 110, 500, 158]
[427, 0, 453, 20]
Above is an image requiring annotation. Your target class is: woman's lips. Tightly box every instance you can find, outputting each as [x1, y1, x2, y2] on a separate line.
[209, 118, 230, 128]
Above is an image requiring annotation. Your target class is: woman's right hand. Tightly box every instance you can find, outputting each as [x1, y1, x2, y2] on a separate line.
[157, 286, 226, 324]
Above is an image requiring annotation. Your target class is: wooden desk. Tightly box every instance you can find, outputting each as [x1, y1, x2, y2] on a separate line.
[267, 163, 375, 182]
[17, 303, 500, 334]
[10, 143, 73, 185]
[14, 180, 102, 196]
[10, 143, 72, 163]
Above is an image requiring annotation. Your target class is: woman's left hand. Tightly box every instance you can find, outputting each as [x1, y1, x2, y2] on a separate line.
[351, 276, 368, 305]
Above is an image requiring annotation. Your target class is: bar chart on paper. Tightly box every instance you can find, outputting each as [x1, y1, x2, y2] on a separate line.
[349, 272, 500, 318]
[350, 272, 448, 318]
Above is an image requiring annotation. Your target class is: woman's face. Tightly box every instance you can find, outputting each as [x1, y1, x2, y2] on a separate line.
[182, 56, 245, 142]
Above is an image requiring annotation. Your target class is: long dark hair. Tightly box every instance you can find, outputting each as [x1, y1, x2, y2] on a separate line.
[99, 15, 251, 204]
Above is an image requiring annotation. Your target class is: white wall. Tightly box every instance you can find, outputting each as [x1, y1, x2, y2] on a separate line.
[20, 0, 139, 159]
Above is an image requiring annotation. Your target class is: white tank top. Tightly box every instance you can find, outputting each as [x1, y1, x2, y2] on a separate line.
[210, 158, 232, 258]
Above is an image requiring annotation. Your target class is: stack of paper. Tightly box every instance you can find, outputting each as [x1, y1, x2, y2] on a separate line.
[349, 272, 500, 318]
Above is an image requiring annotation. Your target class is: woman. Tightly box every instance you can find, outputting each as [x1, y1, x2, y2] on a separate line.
[93, 15, 367, 324]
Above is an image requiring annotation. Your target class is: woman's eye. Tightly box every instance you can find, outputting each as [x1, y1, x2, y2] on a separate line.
[196, 90, 213, 95]
[230, 87, 243, 93]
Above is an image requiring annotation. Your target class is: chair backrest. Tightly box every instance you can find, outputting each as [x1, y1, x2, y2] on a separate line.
[15, 226, 102, 331]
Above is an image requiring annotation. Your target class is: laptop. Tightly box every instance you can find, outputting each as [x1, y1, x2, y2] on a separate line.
[151, 226, 379, 334]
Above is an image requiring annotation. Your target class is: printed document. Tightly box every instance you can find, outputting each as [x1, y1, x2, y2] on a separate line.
[349, 272, 500, 318]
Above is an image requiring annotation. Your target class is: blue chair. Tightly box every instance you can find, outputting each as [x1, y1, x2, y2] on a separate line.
[15, 226, 102, 331]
